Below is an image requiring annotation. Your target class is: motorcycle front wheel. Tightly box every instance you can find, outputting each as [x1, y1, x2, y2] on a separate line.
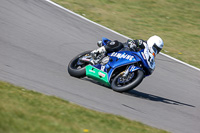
[111, 70, 144, 92]
[68, 50, 92, 78]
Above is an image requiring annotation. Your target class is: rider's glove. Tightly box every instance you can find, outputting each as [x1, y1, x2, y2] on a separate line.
[127, 39, 137, 49]
[137, 39, 145, 49]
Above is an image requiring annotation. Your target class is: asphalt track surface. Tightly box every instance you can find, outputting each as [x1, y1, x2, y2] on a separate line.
[0, 0, 200, 133]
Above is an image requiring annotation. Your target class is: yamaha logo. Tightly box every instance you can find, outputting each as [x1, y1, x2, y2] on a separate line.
[110, 52, 135, 61]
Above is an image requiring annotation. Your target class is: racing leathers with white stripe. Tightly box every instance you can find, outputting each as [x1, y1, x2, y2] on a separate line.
[142, 41, 155, 72]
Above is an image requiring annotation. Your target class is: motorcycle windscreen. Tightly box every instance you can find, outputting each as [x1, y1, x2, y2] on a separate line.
[86, 65, 110, 87]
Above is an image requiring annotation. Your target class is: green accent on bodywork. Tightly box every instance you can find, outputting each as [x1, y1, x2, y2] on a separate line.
[86, 65, 110, 87]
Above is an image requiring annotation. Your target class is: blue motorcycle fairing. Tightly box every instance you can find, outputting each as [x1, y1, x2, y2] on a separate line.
[107, 51, 141, 68]
[106, 50, 152, 80]
[91, 37, 153, 82]
[92, 50, 152, 81]
[92, 64, 109, 72]
[101, 37, 111, 46]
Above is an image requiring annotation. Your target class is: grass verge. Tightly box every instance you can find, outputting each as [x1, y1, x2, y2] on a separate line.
[0, 81, 168, 133]
[52, 0, 200, 68]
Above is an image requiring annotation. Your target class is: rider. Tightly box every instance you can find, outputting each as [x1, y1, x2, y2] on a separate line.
[91, 35, 164, 74]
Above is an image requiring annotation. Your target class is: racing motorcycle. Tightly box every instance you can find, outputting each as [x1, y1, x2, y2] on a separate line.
[68, 37, 152, 92]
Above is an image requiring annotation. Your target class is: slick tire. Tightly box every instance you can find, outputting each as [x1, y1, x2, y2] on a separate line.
[68, 50, 92, 78]
[111, 70, 144, 92]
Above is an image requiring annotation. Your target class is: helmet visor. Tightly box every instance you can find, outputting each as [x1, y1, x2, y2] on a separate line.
[153, 43, 162, 54]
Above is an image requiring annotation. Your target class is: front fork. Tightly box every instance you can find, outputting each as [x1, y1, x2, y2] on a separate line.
[121, 65, 141, 77]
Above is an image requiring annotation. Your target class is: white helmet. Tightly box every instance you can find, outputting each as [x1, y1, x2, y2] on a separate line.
[147, 35, 164, 55]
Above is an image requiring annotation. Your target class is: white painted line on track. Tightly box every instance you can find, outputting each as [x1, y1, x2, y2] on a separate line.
[45, 0, 200, 72]
[160, 52, 200, 71]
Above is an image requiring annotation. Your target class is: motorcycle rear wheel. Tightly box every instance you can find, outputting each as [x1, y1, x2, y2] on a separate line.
[111, 70, 144, 92]
[68, 50, 92, 78]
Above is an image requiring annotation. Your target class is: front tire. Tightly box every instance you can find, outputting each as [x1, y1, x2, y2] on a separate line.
[111, 70, 144, 92]
[68, 50, 92, 78]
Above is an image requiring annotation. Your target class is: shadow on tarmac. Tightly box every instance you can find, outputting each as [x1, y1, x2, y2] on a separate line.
[124, 90, 195, 107]
[82, 78, 195, 107]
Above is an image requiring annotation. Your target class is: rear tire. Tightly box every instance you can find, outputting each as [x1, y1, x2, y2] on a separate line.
[111, 70, 144, 92]
[68, 50, 92, 78]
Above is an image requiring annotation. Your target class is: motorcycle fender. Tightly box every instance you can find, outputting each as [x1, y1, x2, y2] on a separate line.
[86, 65, 110, 87]
[129, 66, 142, 72]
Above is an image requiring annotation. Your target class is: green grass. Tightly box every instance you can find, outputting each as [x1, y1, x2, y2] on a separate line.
[52, 0, 200, 68]
[0, 81, 168, 133]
